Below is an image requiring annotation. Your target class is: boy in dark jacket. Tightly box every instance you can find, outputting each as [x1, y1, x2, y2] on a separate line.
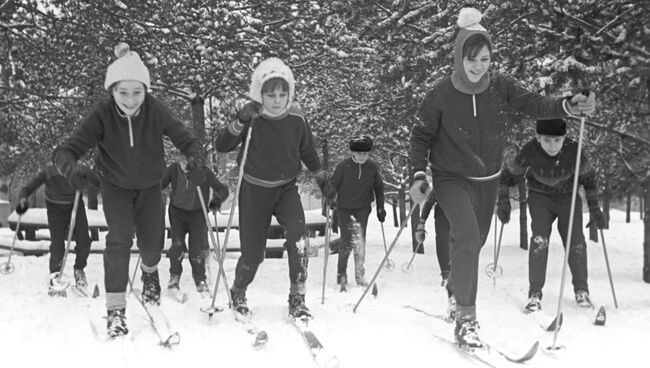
[161, 159, 229, 294]
[498, 118, 606, 313]
[16, 157, 99, 297]
[53, 43, 205, 338]
[408, 8, 596, 348]
[329, 135, 386, 289]
[215, 58, 334, 320]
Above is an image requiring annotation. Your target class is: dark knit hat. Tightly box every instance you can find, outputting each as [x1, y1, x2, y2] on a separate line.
[349, 135, 373, 152]
[536, 119, 567, 136]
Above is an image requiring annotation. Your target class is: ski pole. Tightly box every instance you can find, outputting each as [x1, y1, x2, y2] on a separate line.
[485, 221, 505, 285]
[549, 112, 587, 350]
[196, 187, 233, 315]
[599, 229, 618, 308]
[321, 204, 332, 304]
[1, 213, 22, 274]
[129, 254, 141, 293]
[206, 120, 255, 315]
[127, 276, 180, 348]
[379, 222, 395, 271]
[401, 241, 423, 273]
[50, 190, 81, 291]
[354, 200, 425, 313]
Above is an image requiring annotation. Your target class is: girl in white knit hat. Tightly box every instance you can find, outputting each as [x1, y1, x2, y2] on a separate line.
[215, 57, 335, 321]
[54, 43, 206, 338]
[408, 8, 597, 349]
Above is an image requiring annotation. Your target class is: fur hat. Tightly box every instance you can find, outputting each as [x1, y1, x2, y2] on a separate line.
[249, 58, 295, 106]
[536, 118, 567, 136]
[451, 8, 492, 95]
[104, 43, 151, 91]
[349, 135, 373, 152]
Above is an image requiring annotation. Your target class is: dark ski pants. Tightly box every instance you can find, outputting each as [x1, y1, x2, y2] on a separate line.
[233, 179, 309, 296]
[46, 199, 91, 274]
[101, 181, 164, 310]
[432, 175, 498, 321]
[336, 206, 370, 283]
[528, 192, 588, 297]
[167, 205, 209, 283]
[433, 204, 451, 278]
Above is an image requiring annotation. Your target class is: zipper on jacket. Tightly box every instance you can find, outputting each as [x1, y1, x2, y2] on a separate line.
[357, 163, 362, 180]
[472, 95, 477, 117]
[127, 116, 134, 147]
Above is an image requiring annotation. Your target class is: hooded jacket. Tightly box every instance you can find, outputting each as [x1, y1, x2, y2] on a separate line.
[330, 157, 384, 210]
[215, 58, 321, 187]
[57, 94, 203, 190]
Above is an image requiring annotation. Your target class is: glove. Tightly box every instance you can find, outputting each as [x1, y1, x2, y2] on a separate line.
[16, 198, 28, 215]
[587, 208, 607, 229]
[208, 195, 223, 211]
[409, 172, 431, 204]
[67, 164, 93, 191]
[497, 200, 511, 224]
[237, 101, 263, 124]
[566, 90, 596, 116]
[314, 171, 336, 203]
[415, 218, 426, 243]
[186, 156, 206, 187]
[376, 207, 386, 223]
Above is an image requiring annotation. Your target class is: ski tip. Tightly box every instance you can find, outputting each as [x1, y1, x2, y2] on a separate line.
[92, 284, 100, 298]
[545, 313, 563, 331]
[594, 305, 606, 326]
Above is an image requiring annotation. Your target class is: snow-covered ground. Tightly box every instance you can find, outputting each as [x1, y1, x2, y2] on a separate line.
[0, 208, 648, 368]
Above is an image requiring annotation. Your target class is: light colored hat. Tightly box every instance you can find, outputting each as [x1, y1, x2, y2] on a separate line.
[248, 57, 295, 106]
[104, 43, 150, 91]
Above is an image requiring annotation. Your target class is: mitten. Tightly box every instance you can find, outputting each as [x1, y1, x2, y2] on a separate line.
[565, 90, 596, 116]
[496, 186, 511, 224]
[588, 208, 607, 229]
[67, 164, 92, 191]
[209, 195, 223, 211]
[376, 207, 386, 223]
[15, 198, 29, 215]
[314, 171, 336, 203]
[409, 172, 431, 204]
[237, 101, 263, 124]
[186, 156, 206, 187]
[415, 219, 427, 244]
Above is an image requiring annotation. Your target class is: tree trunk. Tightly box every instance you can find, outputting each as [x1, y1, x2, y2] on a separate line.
[391, 198, 398, 227]
[626, 189, 631, 223]
[191, 95, 205, 144]
[603, 174, 611, 229]
[398, 185, 406, 227]
[643, 178, 650, 283]
[322, 140, 329, 172]
[641, 190, 644, 220]
[518, 181, 528, 250]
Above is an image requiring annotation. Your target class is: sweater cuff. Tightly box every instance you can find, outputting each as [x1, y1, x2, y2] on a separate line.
[228, 119, 245, 135]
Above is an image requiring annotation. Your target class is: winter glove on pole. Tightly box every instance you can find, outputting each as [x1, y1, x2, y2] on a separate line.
[587, 208, 607, 230]
[15, 198, 28, 215]
[496, 186, 511, 224]
[376, 207, 386, 223]
[237, 101, 263, 125]
[209, 194, 224, 212]
[186, 156, 207, 187]
[67, 164, 93, 191]
[408, 172, 431, 204]
[314, 171, 336, 203]
[415, 218, 426, 243]
[565, 90, 596, 117]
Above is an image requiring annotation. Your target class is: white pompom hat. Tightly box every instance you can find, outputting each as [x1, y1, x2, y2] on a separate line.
[248, 57, 295, 106]
[104, 43, 151, 91]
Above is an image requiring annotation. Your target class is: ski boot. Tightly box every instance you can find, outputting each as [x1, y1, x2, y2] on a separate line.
[141, 269, 161, 305]
[231, 288, 250, 316]
[440, 270, 450, 288]
[48, 274, 67, 297]
[524, 292, 542, 313]
[337, 273, 348, 292]
[575, 290, 593, 308]
[107, 308, 128, 338]
[455, 318, 485, 350]
[74, 268, 88, 289]
[168, 274, 181, 290]
[196, 279, 210, 294]
[288, 293, 312, 320]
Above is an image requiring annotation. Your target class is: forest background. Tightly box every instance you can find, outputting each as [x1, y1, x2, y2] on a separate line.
[1, 0, 648, 279]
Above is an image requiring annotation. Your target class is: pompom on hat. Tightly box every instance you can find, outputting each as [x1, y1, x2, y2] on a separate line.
[104, 43, 151, 91]
[536, 119, 567, 136]
[349, 135, 373, 152]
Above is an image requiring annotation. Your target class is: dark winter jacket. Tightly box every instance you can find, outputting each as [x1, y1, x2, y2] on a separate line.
[410, 73, 568, 179]
[329, 157, 385, 211]
[56, 94, 203, 190]
[19, 165, 99, 204]
[500, 138, 599, 207]
[215, 104, 322, 188]
[161, 162, 229, 212]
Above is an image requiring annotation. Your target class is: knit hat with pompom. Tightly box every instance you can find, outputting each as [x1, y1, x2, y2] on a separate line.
[248, 58, 295, 106]
[104, 43, 151, 91]
[451, 8, 492, 95]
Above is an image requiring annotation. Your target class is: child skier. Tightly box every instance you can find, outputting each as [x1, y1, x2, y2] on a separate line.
[161, 159, 229, 295]
[215, 57, 334, 320]
[497, 118, 606, 312]
[16, 154, 99, 297]
[328, 135, 386, 289]
[408, 8, 596, 349]
[53, 43, 205, 338]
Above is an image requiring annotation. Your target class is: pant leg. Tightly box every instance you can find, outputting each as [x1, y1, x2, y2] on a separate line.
[273, 181, 309, 295]
[101, 181, 135, 310]
[527, 192, 556, 296]
[434, 204, 451, 275]
[167, 205, 188, 276]
[336, 208, 354, 276]
[351, 206, 371, 282]
[187, 209, 208, 283]
[233, 180, 275, 291]
[555, 195, 589, 293]
[72, 199, 92, 271]
[432, 176, 497, 320]
[46, 202, 72, 274]
[133, 184, 165, 269]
